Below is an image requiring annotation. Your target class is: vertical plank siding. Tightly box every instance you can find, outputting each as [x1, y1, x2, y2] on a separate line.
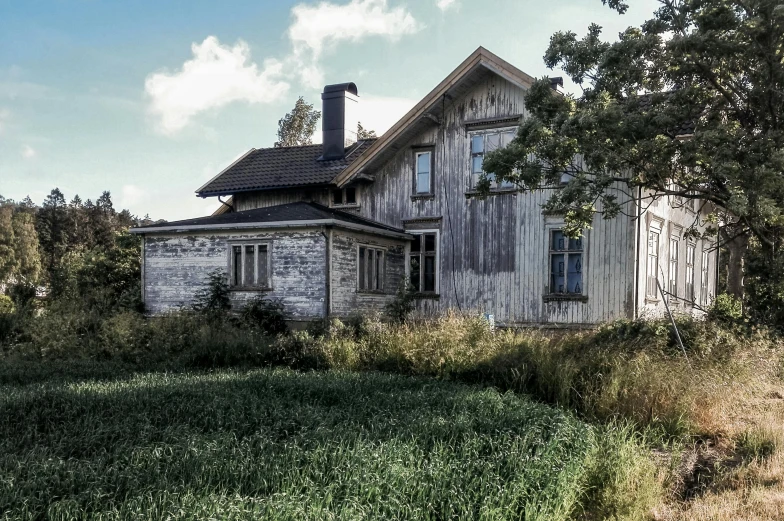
[143, 229, 327, 320]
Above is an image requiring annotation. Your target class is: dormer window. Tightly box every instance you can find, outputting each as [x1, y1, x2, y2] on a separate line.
[331, 186, 358, 207]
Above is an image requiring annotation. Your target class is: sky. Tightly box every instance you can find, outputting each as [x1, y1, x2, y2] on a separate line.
[0, 0, 660, 220]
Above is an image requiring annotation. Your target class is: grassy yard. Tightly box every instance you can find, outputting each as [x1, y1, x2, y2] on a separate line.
[0, 368, 633, 521]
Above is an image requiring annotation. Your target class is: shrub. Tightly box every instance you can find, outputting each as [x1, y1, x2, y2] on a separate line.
[192, 268, 231, 315]
[385, 279, 415, 324]
[240, 297, 288, 336]
[707, 293, 744, 325]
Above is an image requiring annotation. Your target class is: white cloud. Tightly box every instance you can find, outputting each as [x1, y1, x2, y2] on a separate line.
[288, 0, 421, 88]
[118, 184, 147, 209]
[21, 145, 35, 159]
[144, 36, 290, 135]
[360, 94, 417, 135]
[436, 0, 458, 11]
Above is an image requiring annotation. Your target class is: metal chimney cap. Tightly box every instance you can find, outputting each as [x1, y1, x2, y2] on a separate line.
[322, 82, 358, 96]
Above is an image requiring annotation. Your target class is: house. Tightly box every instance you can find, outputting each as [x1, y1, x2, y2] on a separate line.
[131, 47, 718, 326]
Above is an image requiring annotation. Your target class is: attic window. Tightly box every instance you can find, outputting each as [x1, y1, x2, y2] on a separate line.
[331, 186, 358, 207]
[470, 128, 516, 190]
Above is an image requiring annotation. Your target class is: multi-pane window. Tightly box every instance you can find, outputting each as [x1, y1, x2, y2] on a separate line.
[358, 246, 385, 292]
[549, 230, 584, 294]
[231, 243, 271, 289]
[331, 186, 357, 206]
[470, 129, 516, 189]
[668, 237, 679, 300]
[700, 249, 709, 306]
[646, 229, 660, 298]
[686, 243, 696, 302]
[409, 232, 438, 293]
[414, 151, 432, 194]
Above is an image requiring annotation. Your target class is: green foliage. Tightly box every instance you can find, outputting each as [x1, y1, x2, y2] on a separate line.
[707, 293, 745, 325]
[384, 278, 415, 324]
[0, 295, 13, 314]
[240, 297, 288, 336]
[357, 121, 377, 139]
[191, 269, 231, 315]
[482, 0, 784, 249]
[275, 96, 321, 147]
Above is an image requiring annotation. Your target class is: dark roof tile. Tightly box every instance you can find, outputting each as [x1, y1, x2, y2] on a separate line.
[196, 139, 376, 196]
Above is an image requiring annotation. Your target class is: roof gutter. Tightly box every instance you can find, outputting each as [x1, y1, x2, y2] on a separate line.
[131, 219, 414, 240]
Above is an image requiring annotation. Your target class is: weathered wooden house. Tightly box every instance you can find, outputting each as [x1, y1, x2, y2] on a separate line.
[132, 47, 717, 326]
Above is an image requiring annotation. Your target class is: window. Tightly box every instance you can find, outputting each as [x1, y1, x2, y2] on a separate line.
[668, 236, 679, 300]
[414, 151, 432, 194]
[409, 231, 438, 293]
[700, 248, 709, 306]
[549, 230, 584, 294]
[331, 186, 357, 207]
[686, 243, 696, 302]
[358, 246, 385, 292]
[646, 228, 660, 298]
[230, 242, 271, 289]
[470, 129, 516, 189]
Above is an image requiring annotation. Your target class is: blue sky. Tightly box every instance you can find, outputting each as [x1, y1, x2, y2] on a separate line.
[0, 0, 659, 220]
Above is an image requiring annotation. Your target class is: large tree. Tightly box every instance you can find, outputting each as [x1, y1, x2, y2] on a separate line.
[483, 0, 784, 299]
[275, 97, 321, 147]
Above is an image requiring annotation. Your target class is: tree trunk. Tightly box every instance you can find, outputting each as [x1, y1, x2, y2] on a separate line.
[725, 233, 749, 300]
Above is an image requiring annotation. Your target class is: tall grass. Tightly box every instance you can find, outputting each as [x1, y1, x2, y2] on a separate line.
[0, 368, 654, 521]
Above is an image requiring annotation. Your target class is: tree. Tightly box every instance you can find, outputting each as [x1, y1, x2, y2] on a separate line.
[357, 122, 377, 140]
[275, 97, 321, 147]
[483, 0, 784, 300]
[0, 205, 16, 283]
[11, 209, 42, 285]
[36, 188, 69, 277]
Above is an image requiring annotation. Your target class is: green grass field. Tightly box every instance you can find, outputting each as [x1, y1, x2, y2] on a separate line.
[1, 368, 599, 521]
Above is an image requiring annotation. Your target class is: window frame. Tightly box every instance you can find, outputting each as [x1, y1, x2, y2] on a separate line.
[468, 126, 517, 191]
[330, 186, 359, 208]
[685, 242, 696, 303]
[700, 247, 710, 306]
[406, 229, 440, 295]
[547, 229, 585, 296]
[412, 146, 435, 196]
[646, 222, 662, 299]
[228, 240, 273, 290]
[668, 234, 680, 302]
[356, 244, 386, 293]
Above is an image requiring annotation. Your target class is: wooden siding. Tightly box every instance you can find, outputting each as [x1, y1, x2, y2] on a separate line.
[330, 229, 407, 317]
[235, 188, 331, 211]
[143, 229, 327, 320]
[636, 191, 718, 318]
[355, 75, 635, 325]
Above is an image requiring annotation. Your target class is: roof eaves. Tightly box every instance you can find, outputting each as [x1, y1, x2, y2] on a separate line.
[195, 148, 256, 196]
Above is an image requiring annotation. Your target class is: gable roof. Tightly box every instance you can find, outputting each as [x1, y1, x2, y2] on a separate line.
[131, 201, 410, 239]
[196, 139, 376, 198]
[333, 46, 537, 187]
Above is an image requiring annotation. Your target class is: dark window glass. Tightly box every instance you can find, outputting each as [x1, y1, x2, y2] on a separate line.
[409, 256, 420, 291]
[244, 245, 255, 286]
[549, 230, 584, 294]
[258, 244, 269, 288]
[332, 189, 343, 205]
[411, 235, 421, 253]
[376, 252, 383, 290]
[345, 187, 356, 204]
[424, 256, 436, 292]
[232, 245, 242, 286]
[424, 233, 436, 253]
[358, 247, 366, 290]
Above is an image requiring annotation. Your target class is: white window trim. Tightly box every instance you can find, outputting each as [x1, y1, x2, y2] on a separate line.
[468, 126, 518, 191]
[645, 218, 664, 300]
[405, 229, 440, 294]
[414, 150, 433, 195]
[356, 243, 387, 293]
[228, 240, 273, 290]
[545, 227, 587, 296]
[700, 246, 710, 306]
[685, 241, 696, 303]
